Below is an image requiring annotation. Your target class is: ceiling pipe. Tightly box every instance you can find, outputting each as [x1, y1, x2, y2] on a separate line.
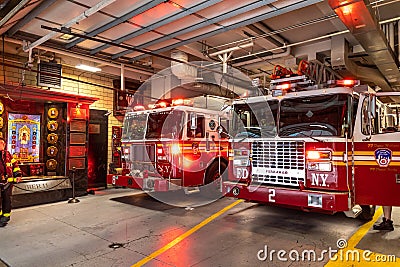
[24, 0, 117, 52]
[232, 47, 291, 67]
[5, 37, 153, 76]
[208, 41, 254, 57]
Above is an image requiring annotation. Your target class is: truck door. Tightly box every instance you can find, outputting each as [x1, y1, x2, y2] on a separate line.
[354, 92, 400, 206]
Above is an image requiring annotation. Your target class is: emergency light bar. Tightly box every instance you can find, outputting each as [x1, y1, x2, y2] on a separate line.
[172, 98, 193, 106]
[328, 79, 360, 87]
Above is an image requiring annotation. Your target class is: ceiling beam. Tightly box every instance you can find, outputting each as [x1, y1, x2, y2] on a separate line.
[89, 0, 221, 55]
[0, 0, 30, 28]
[64, 0, 166, 49]
[24, 0, 117, 52]
[130, 0, 323, 62]
[6, 0, 58, 37]
[110, 0, 274, 60]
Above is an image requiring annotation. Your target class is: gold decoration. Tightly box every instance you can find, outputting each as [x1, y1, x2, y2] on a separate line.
[47, 120, 58, 131]
[0, 117, 3, 129]
[47, 133, 58, 144]
[46, 159, 57, 170]
[48, 108, 59, 119]
[47, 146, 58, 157]
[0, 102, 3, 115]
[18, 125, 31, 145]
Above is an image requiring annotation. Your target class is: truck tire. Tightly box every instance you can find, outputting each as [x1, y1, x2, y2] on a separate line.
[358, 205, 376, 221]
[201, 161, 227, 198]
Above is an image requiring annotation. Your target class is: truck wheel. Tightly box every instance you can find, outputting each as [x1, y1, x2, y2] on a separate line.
[201, 161, 227, 198]
[358, 205, 376, 221]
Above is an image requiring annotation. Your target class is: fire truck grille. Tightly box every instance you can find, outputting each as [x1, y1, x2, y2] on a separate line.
[251, 141, 305, 186]
[129, 144, 156, 171]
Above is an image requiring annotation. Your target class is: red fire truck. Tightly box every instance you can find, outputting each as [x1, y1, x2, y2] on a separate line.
[223, 73, 400, 220]
[107, 95, 230, 194]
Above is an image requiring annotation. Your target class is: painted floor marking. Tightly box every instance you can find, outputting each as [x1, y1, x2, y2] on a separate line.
[325, 207, 399, 266]
[131, 199, 243, 267]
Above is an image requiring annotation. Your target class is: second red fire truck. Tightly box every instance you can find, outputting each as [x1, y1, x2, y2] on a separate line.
[107, 95, 230, 195]
[223, 72, 400, 220]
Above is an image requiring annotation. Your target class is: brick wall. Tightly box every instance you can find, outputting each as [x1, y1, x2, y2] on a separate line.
[0, 62, 122, 175]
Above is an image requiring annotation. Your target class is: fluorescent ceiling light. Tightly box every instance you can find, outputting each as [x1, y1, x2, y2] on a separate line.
[59, 34, 74, 40]
[75, 64, 101, 72]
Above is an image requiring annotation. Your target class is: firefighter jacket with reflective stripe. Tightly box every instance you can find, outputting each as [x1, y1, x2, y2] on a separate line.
[0, 150, 22, 185]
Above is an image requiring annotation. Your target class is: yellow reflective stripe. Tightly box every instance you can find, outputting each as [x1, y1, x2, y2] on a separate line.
[0, 211, 2, 216]
[3, 213, 10, 217]
[13, 167, 21, 172]
[7, 177, 13, 182]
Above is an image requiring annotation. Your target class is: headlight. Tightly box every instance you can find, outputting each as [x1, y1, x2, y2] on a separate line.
[233, 158, 249, 166]
[307, 162, 332, 172]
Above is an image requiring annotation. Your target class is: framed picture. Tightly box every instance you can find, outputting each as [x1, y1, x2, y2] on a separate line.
[70, 120, 86, 132]
[70, 133, 86, 144]
[69, 158, 85, 170]
[69, 146, 86, 157]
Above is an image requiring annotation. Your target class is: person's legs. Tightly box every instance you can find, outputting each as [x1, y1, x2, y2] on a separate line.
[0, 186, 6, 227]
[373, 206, 394, 231]
[383, 206, 392, 220]
[0, 184, 12, 223]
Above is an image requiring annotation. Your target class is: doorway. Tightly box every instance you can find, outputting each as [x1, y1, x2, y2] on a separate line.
[88, 109, 109, 189]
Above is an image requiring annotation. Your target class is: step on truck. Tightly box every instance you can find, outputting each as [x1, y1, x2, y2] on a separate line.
[223, 73, 400, 220]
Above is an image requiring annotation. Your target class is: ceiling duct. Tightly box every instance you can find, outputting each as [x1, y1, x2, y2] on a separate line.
[331, 35, 390, 91]
[329, 0, 400, 91]
[170, 50, 197, 80]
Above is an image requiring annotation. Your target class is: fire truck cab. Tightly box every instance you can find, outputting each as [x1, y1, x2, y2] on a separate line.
[107, 95, 230, 193]
[223, 74, 400, 220]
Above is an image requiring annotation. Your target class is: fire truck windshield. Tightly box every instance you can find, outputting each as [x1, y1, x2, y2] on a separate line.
[232, 100, 278, 138]
[122, 113, 147, 140]
[279, 94, 351, 137]
[145, 110, 184, 139]
[232, 93, 354, 139]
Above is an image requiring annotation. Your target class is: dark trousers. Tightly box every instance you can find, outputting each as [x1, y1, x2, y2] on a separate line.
[0, 183, 13, 215]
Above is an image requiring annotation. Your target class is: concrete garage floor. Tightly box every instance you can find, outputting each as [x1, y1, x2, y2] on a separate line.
[0, 189, 398, 267]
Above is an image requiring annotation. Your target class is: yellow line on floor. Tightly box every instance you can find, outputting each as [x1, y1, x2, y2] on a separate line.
[324, 207, 399, 266]
[131, 199, 244, 267]
[347, 206, 383, 248]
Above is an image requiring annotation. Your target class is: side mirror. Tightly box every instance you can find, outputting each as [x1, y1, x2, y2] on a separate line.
[190, 113, 197, 130]
[369, 95, 376, 119]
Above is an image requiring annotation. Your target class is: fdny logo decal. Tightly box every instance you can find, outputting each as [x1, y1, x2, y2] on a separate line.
[374, 148, 392, 167]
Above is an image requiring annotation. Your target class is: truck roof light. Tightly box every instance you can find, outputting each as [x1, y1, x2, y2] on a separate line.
[133, 105, 145, 111]
[328, 79, 360, 87]
[172, 98, 193, 106]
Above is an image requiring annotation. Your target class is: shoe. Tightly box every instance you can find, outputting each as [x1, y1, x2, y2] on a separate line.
[0, 221, 6, 227]
[373, 217, 394, 231]
[0, 216, 10, 223]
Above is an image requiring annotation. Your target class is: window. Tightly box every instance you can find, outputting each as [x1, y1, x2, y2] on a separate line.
[187, 114, 205, 138]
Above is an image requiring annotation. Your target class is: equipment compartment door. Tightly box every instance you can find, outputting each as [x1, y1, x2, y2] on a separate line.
[354, 141, 400, 206]
[354, 91, 400, 206]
